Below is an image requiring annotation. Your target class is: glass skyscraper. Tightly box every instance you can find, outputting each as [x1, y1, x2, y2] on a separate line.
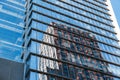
[22, 0, 120, 80]
[0, 0, 25, 61]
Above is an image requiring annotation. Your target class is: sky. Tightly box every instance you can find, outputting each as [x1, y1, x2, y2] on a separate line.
[111, 0, 120, 27]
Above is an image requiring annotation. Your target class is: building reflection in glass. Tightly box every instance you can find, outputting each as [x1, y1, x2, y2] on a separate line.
[38, 22, 114, 80]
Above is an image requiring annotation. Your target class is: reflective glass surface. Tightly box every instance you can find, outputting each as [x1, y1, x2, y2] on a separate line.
[23, 0, 120, 80]
[0, 0, 25, 61]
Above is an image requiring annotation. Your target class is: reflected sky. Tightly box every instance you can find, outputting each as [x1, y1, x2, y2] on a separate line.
[111, 0, 120, 28]
[0, 0, 25, 62]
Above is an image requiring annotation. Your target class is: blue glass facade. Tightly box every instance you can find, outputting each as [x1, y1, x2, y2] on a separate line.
[23, 0, 120, 80]
[0, 0, 25, 61]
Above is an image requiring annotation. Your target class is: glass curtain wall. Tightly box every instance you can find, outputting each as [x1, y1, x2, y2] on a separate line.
[0, 0, 25, 61]
[23, 0, 120, 80]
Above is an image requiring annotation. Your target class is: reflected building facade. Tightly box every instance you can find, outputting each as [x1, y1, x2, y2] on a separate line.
[0, 0, 25, 61]
[39, 22, 113, 80]
[23, 0, 120, 80]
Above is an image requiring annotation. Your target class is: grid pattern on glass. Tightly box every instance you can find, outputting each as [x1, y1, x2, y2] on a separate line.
[23, 22, 120, 78]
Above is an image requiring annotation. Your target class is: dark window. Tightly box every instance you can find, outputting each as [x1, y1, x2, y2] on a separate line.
[57, 62, 62, 76]
[92, 50, 100, 58]
[49, 76, 56, 80]
[96, 73, 101, 80]
[69, 66, 75, 79]
[70, 43, 75, 50]
[71, 53, 76, 63]
[76, 68, 83, 80]
[61, 51, 67, 61]
[67, 27, 71, 32]
[58, 30, 62, 37]
[76, 55, 81, 64]
[76, 44, 81, 51]
[90, 41, 94, 47]
[64, 34, 69, 39]
[58, 38, 62, 46]
[84, 70, 90, 79]
[97, 61, 103, 70]
[62, 64, 69, 77]
[80, 56, 87, 66]
[80, 45, 84, 53]
[74, 37, 79, 42]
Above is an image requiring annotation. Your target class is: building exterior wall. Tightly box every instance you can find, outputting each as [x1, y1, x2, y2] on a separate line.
[23, 0, 120, 80]
[107, 0, 120, 43]
[0, 0, 25, 61]
[39, 22, 113, 80]
[0, 58, 24, 80]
